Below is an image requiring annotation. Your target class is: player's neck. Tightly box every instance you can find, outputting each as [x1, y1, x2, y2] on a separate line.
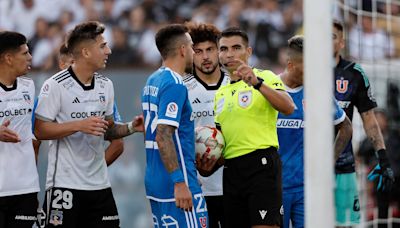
[71, 63, 95, 85]
[335, 54, 340, 66]
[195, 67, 221, 85]
[0, 67, 17, 86]
[163, 59, 184, 76]
[281, 71, 302, 89]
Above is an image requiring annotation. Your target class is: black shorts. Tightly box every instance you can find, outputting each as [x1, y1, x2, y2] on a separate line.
[0, 192, 38, 228]
[204, 195, 225, 228]
[43, 187, 119, 228]
[223, 148, 283, 227]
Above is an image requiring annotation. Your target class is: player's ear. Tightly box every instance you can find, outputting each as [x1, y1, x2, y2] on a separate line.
[179, 44, 186, 57]
[81, 47, 90, 58]
[246, 46, 252, 58]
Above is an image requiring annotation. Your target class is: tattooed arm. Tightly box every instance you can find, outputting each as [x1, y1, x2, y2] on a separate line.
[104, 115, 144, 140]
[156, 124, 193, 211]
[360, 110, 385, 150]
[334, 116, 353, 161]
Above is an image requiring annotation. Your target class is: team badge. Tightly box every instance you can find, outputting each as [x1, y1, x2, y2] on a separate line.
[99, 95, 106, 104]
[336, 78, 349, 93]
[23, 94, 31, 104]
[165, 102, 178, 118]
[238, 91, 252, 108]
[49, 210, 63, 226]
[199, 216, 207, 228]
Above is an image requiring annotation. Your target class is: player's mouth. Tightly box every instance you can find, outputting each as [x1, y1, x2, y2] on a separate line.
[202, 62, 212, 68]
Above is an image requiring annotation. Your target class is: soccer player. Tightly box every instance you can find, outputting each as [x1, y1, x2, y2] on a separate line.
[34, 21, 143, 228]
[333, 20, 394, 227]
[0, 31, 40, 227]
[141, 24, 207, 227]
[277, 35, 353, 228]
[200, 27, 295, 228]
[33, 44, 124, 166]
[183, 22, 229, 228]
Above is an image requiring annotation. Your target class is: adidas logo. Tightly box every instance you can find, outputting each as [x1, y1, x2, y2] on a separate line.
[192, 98, 201, 104]
[259, 210, 267, 219]
[72, 97, 80, 103]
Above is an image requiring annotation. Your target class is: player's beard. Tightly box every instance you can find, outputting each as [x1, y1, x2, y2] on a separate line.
[197, 61, 218, 75]
[184, 61, 193, 74]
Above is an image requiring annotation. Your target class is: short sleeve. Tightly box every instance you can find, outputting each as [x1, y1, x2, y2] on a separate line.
[157, 83, 187, 128]
[105, 80, 115, 117]
[352, 64, 377, 113]
[254, 69, 285, 91]
[35, 79, 61, 122]
[333, 99, 346, 125]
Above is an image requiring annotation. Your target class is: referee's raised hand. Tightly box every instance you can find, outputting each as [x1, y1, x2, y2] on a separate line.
[232, 59, 258, 86]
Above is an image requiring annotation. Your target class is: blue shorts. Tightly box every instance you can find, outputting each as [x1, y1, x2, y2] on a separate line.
[282, 190, 304, 228]
[150, 193, 208, 228]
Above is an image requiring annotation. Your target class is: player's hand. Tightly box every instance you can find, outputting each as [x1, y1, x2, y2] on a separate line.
[79, 116, 108, 136]
[131, 114, 144, 132]
[0, 120, 21, 143]
[367, 164, 395, 192]
[195, 153, 218, 173]
[174, 182, 193, 211]
[232, 59, 258, 86]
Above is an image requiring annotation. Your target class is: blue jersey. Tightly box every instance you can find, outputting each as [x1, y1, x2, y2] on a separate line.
[142, 67, 201, 200]
[277, 86, 346, 193]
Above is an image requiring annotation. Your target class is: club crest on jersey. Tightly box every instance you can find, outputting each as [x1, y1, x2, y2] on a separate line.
[49, 210, 63, 226]
[23, 94, 31, 104]
[99, 95, 106, 104]
[238, 91, 252, 108]
[199, 216, 207, 228]
[336, 78, 349, 94]
[165, 102, 178, 118]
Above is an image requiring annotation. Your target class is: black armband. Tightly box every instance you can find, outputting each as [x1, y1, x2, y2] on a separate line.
[253, 77, 264, 90]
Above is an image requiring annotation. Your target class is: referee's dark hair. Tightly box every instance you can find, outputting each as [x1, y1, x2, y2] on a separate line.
[185, 22, 220, 46]
[287, 35, 303, 62]
[0, 31, 27, 56]
[155, 24, 189, 60]
[66, 21, 105, 56]
[219, 27, 249, 47]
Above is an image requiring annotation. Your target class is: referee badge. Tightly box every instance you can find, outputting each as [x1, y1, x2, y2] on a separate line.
[238, 90, 252, 108]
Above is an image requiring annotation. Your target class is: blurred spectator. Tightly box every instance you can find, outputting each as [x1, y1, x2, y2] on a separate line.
[28, 17, 49, 54]
[348, 15, 395, 61]
[9, 0, 42, 39]
[108, 26, 136, 67]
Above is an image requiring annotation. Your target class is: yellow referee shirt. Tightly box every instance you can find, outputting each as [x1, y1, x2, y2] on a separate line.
[214, 68, 285, 159]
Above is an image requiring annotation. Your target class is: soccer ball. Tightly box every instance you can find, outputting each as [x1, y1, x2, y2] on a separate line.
[195, 126, 225, 159]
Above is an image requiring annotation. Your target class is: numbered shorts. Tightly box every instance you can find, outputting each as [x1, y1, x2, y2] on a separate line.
[149, 193, 208, 228]
[223, 148, 283, 227]
[43, 187, 119, 228]
[0, 192, 38, 228]
[335, 172, 360, 226]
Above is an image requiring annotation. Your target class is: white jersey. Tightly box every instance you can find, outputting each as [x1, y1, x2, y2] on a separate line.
[0, 77, 39, 197]
[35, 68, 114, 191]
[183, 70, 230, 196]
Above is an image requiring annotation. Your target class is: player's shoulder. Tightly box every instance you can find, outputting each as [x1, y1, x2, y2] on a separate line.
[48, 69, 72, 84]
[158, 67, 185, 86]
[18, 76, 34, 86]
[182, 73, 195, 84]
[252, 68, 279, 79]
[94, 72, 111, 82]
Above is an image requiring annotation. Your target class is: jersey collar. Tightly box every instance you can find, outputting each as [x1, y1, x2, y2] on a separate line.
[0, 79, 17, 91]
[193, 69, 225, 90]
[68, 66, 95, 91]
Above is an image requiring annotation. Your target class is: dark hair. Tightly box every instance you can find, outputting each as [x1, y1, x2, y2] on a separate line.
[59, 43, 70, 56]
[155, 24, 188, 59]
[0, 31, 27, 55]
[185, 22, 220, 45]
[333, 20, 344, 33]
[219, 27, 249, 46]
[66, 21, 105, 55]
[287, 35, 303, 61]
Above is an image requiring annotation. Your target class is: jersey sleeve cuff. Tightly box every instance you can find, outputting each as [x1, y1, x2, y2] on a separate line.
[157, 119, 179, 128]
[333, 112, 346, 126]
[35, 114, 55, 122]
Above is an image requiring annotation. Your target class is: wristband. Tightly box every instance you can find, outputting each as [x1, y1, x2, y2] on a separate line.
[375, 149, 389, 166]
[253, 77, 264, 90]
[127, 121, 135, 134]
[170, 169, 184, 184]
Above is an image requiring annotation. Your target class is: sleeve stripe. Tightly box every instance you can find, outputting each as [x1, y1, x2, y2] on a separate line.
[333, 112, 346, 126]
[157, 119, 179, 128]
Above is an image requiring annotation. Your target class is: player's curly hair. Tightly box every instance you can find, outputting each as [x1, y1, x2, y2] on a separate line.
[185, 22, 221, 45]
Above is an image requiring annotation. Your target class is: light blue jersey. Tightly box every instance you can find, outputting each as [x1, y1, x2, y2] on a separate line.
[277, 86, 345, 228]
[142, 67, 201, 200]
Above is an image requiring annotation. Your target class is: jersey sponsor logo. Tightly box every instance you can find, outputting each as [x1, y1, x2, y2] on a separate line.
[191, 110, 214, 119]
[143, 85, 159, 97]
[14, 215, 37, 221]
[338, 101, 351, 109]
[71, 111, 105, 118]
[238, 91, 252, 108]
[0, 108, 31, 117]
[192, 98, 201, 104]
[72, 97, 80, 103]
[102, 215, 119, 221]
[165, 102, 178, 118]
[336, 78, 349, 93]
[277, 119, 304, 129]
[259, 210, 267, 219]
[49, 209, 63, 226]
